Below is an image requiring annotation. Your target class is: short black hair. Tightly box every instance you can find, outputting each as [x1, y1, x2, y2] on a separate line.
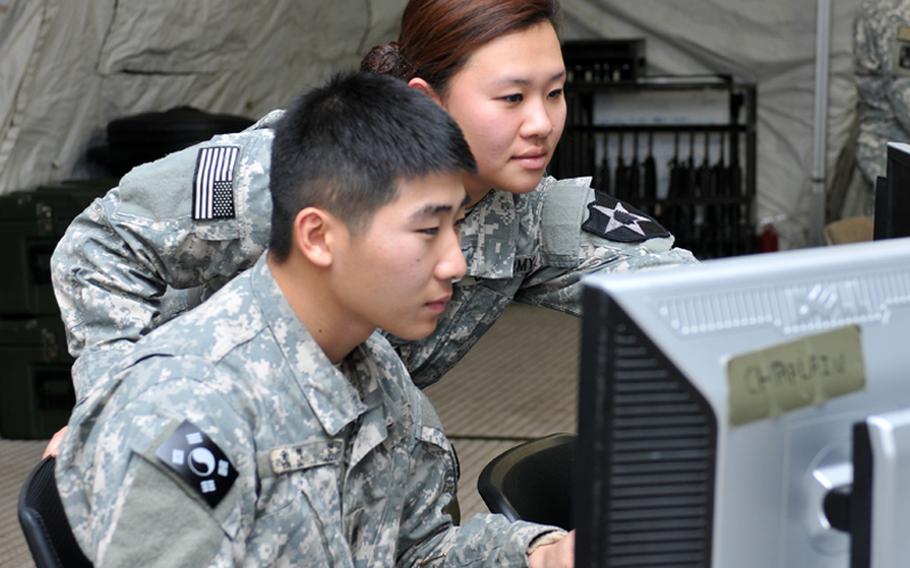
[268, 71, 476, 261]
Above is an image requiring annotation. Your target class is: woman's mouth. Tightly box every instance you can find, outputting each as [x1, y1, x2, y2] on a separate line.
[513, 151, 548, 170]
[513, 154, 547, 170]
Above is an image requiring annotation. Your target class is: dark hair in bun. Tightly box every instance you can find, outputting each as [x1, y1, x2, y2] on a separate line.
[360, 0, 559, 96]
[360, 41, 413, 80]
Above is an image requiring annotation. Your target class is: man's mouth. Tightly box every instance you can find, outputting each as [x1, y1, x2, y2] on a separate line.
[425, 294, 452, 313]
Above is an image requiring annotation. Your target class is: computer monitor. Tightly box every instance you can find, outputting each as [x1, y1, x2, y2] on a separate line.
[873, 142, 910, 240]
[575, 237, 910, 567]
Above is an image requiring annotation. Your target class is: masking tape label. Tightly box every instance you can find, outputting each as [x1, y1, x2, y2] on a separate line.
[727, 325, 866, 427]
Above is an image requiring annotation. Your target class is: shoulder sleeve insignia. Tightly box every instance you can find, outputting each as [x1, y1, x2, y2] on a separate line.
[581, 193, 670, 243]
[155, 420, 239, 508]
[192, 146, 239, 220]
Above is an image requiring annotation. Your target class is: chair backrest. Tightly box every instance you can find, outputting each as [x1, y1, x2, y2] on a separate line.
[18, 457, 92, 568]
[476, 434, 575, 530]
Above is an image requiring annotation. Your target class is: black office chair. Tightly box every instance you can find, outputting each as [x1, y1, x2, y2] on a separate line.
[477, 433, 575, 530]
[18, 457, 92, 568]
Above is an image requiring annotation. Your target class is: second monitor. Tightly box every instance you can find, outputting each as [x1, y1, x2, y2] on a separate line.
[873, 141, 910, 240]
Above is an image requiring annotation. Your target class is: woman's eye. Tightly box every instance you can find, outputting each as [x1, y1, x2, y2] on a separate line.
[502, 93, 523, 103]
[418, 227, 440, 236]
[548, 88, 564, 99]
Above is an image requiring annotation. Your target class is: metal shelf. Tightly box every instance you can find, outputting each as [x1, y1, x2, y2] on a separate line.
[551, 71, 758, 260]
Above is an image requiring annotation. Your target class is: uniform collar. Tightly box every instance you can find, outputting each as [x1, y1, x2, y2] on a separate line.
[249, 255, 368, 436]
[460, 189, 519, 279]
[248, 108, 285, 130]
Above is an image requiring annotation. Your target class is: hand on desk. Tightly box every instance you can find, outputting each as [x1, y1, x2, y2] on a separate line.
[528, 530, 574, 568]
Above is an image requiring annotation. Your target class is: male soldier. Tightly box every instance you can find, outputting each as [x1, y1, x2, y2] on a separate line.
[56, 72, 573, 566]
[855, 0, 910, 192]
[49, 22, 692, 463]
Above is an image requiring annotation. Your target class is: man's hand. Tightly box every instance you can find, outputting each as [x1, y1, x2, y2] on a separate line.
[42, 426, 68, 458]
[528, 530, 574, 568]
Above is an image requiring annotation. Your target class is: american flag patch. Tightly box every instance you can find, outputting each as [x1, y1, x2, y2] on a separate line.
[192, 146, 239, 220]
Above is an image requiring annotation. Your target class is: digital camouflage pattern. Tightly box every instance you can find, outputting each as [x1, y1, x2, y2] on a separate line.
[390, 175, 696, 386]
[51, 109, 695, 397]
[855, 0, 910, 183]
[55, 255, 559, 567]
[51, 110, 281, 397]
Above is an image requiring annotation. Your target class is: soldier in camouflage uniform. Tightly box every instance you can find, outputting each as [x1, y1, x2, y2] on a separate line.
[56, 72, 573, 566]
[855, 0, 910, 186]
[51, 0, 694, 405]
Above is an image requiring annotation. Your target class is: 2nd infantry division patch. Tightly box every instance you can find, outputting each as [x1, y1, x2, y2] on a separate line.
[155, 420, 238, 508]
[192, 145, 239, 220]
[581, 194, 670, 243]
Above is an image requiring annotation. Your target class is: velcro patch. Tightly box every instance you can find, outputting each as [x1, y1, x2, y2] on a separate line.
[898, 24, 910, 43]
[581, 194, 670, 243]
[155, 420, 238, 508]
[269, 441, 343, 475]
[192, 146, 239, 220]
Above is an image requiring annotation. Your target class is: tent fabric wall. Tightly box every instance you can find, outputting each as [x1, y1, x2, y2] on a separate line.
[0, 0, 376, 196]
[0, 0, 867, 249]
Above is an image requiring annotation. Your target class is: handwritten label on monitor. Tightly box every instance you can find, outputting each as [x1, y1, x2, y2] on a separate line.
[726, 325, 866, 426]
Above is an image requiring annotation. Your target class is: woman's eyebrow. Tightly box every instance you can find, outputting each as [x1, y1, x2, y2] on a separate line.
[491, 70, 566, 88]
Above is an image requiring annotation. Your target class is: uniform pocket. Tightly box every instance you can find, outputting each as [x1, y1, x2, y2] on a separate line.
[247, 472, 334, 565]
[539, 181, 592, 268]
[414, 425, 460, 491]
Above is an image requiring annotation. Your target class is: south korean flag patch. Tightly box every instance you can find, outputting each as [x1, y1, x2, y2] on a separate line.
[192, 145, 239, 220]
[582, 194, 670, 243]
[155, 420, 238, 508]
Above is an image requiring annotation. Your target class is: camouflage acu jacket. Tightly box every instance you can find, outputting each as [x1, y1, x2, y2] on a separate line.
[55, 255, 557, 567]
[855, 0, 910, 182]
[51, 109, 695, 397]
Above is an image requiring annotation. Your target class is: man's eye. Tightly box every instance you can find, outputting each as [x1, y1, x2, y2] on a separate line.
[418, 227, 439, 236]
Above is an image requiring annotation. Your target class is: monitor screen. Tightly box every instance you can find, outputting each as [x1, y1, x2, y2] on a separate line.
[575, 237, 910, 567]
[873, 142, 910, 240]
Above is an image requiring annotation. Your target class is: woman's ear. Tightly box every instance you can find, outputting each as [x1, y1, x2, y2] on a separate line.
[407, 77, 443, 106]
[293, 207, 335, 268]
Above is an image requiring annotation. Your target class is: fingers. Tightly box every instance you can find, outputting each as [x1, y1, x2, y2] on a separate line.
[528, 530, 575, 568]
[42, 426, 68, 459]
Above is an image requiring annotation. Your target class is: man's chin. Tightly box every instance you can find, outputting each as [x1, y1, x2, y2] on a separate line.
[387, 321, 439, 342]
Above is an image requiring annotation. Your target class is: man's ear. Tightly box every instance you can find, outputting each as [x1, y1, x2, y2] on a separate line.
[407, 77, 443, 106]
[293, 207, 336, 268]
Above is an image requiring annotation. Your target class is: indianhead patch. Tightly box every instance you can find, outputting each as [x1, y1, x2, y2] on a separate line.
[192, 146, 239, 220]
[582, 194, 670, 243]
[155, 420, 238, 508]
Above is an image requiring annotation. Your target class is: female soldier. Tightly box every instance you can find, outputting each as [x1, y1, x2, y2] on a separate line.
[50, 0, 693, 416]
[359, 0, 695, 384]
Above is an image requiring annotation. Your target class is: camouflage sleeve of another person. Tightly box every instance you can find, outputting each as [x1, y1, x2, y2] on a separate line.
[515, 178, 696, 317]
[853, 0, 910, 181]
[51, 126, 274, 397]
[879, 2, 910, 139]
[395, 390, 562, 566]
